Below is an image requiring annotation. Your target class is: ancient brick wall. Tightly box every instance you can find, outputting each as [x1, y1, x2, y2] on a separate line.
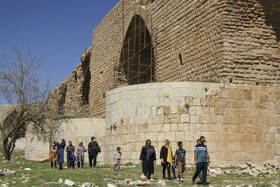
[89, 0, 280, 118]
[219, 0, 280, 85]
[47, 48, 91, 117]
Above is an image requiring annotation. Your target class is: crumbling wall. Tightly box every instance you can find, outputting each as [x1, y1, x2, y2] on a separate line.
[47, 48, 91, 117]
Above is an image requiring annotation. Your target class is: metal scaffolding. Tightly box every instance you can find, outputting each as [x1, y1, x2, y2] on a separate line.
[114, 0, 157, 88]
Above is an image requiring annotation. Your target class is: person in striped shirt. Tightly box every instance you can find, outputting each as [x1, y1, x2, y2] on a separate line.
[192, 136, 211, 186]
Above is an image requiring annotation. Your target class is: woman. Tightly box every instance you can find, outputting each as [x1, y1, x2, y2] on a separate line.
[76, 142, 87, 168]
[160, 139, 173, 180]
[54, 139, 66, 170]
[49, 145, 57, 168]
[140, 139, 156, 180]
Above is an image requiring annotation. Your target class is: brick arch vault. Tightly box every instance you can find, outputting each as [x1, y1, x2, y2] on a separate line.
[119, 15, 155, 85]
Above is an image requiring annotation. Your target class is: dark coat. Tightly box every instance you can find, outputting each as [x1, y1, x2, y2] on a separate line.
[160, 146, 172, 165]
[140, 146, 156, 174]
[55, 141, 66, 164]
[88, 141, 100, 155]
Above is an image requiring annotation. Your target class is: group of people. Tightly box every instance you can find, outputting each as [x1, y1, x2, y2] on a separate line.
[140, 136, 210, 186]
[49, 137, 101, 170]
[49, 136, 210, 186]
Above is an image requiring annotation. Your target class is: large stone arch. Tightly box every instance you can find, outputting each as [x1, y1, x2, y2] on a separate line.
[118, 7, 155, 85]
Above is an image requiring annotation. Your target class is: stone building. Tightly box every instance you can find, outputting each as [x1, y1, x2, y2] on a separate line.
[27, 0, 280, 166]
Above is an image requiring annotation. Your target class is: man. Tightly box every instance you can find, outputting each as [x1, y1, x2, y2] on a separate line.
[192, 136, 210, 186]
[175, 141, 186, 182]
[88, 136, 100, 168]
[66, 141, 75, 168]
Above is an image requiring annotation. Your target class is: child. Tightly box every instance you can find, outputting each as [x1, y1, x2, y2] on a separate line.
[175, 141, 186, 182]
[113, 147, 121, 171]
[50, 145, 57, 168]
[69, 151, 77, 169]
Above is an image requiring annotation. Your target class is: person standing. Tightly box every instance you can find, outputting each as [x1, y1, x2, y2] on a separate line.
[49, 145, 57, 168]
[54, 139, 66, 170]
[113, 147, 122, 171]
[192, 136, 211, 186]
[160, 139, 173, 180]
[66, 141, 75, 168]
[175, 141, 186, 182]
[76, 142, 87, 168]
[88, 137, 100, 168]
[69, 151, 77, 169]
[196, 139, 203, 182]
[140, 139, 156, 180]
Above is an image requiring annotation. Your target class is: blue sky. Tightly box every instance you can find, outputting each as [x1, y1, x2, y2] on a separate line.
[0, 0, 119, 89]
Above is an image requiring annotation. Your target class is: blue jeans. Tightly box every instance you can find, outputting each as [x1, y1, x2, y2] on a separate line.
[172, 163, 176, 175]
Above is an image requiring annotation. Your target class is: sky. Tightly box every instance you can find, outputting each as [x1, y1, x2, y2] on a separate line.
[0, 0, 119, 90]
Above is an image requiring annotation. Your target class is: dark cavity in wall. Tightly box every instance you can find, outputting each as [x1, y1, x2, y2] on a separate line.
[82, 69, 91, 105]
[58, 84, 67, 114]
[81, 51, 91, 105]
[119, 15, 155, 85]
[259, 0, 280, 42]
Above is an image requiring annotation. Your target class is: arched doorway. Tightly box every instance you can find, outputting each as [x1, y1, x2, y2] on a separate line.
[119, 15, 155, 85]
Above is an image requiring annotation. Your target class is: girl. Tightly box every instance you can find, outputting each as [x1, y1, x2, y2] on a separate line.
[113, 147, 121, 171]
[50, 145, 57, 168]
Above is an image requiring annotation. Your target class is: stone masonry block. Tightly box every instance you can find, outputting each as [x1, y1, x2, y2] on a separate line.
[180, 114, 190, 123]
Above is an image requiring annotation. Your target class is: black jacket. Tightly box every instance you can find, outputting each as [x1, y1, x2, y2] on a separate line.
[88, 141, 100, 155]
[160, 146, 173, 165]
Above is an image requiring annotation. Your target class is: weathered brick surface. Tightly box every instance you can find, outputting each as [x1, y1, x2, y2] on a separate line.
[47, 48, 91, 117]
[88, 0, 280, 117]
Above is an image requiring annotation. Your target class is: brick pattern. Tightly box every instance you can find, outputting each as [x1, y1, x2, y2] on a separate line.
[219, 0, 280, 85]
[89, 0, 280, 117]
[47, 48, 91, 117]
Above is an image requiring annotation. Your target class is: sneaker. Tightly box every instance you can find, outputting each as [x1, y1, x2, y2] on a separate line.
[203, 182, 208, 186]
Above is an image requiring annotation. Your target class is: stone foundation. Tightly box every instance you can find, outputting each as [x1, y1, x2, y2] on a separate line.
[105, 82, 280, 166]
[24, 82, 280, 167]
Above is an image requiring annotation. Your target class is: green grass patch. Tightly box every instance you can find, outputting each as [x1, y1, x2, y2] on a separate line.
[0, 151, 279, 187]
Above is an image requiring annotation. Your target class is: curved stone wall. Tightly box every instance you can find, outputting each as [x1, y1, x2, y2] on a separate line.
[105, 82, 280, 166]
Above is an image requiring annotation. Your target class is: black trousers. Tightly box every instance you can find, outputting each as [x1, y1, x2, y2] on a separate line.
[162, 163, 171, 179]
[59, 163, 63, 170]
[77, 161, 84, 168]
[193, 162, 208, 184]
[70, 161, 75, 168]
[67, 152, 71, 166]
[89, 153, 97, 168]
[51, 161, 57, 168]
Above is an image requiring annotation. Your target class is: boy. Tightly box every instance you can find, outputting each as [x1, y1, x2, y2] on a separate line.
[69, 151, 77, 169]
[175, 141, 186, 182]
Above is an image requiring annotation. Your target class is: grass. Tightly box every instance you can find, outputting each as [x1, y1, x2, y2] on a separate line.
[0, 151, 279, 187]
